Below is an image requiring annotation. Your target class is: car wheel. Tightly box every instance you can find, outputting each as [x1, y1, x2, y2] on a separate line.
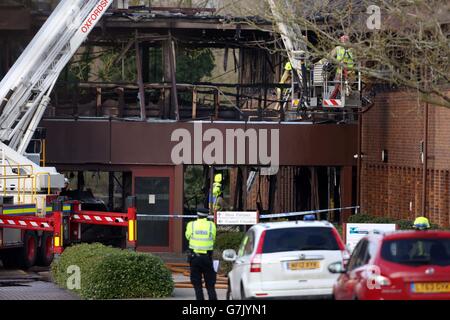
[36, 232, 54, 267]
[17, 231, 38, 269]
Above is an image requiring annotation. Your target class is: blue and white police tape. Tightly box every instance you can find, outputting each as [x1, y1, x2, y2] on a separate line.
[259, 206, 360, 219]
[136, 206, 360, 220]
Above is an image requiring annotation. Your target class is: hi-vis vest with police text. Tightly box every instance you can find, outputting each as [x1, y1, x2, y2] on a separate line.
[186, 219, 216, 253]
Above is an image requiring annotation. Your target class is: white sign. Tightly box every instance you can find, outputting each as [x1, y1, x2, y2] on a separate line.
[216, 211, 258, 225]
[213, 260, 220, 273]
[346, 223, 397, 252]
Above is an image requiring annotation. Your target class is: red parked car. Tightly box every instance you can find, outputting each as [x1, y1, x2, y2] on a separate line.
[331, 230, 450, 300]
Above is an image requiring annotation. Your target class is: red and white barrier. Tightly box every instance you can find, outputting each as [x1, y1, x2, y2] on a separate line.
[0, 216, 54, 232]
[323, 99, 343, 107]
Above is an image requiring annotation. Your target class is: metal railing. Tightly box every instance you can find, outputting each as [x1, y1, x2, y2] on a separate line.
[321, 65, 362, 108]
[1, 164, 34, 204]
[46, 79, 365, 123]
[0, 163, 51, 205]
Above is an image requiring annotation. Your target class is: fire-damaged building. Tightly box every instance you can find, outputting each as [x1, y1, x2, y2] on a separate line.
[1, 0, 448, 254]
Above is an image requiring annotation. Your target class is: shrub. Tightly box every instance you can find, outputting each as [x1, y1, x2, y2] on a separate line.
[333, 223, 344, 239]
[215, 231, 245, 252]
[83, 251, 174, 299]
[347, 214, 442, 230]
[51, 243, 115, 296]
[213, 231, 245, 275]
[51, 243, 174, 299]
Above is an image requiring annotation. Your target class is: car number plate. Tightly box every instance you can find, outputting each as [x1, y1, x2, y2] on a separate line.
[412, 282, 450, 294]
[288, 261, 320, 270]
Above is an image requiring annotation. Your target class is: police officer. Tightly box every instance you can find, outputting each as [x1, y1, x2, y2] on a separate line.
[413, 216, 431, 230]
[185, 208, 217, 300]
[411, 217, 432, 257]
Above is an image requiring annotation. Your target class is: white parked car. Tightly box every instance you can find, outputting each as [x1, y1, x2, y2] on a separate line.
[223, 218, 349, 299]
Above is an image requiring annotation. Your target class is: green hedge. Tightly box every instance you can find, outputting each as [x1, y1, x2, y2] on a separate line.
[347, 214, 442, 230]
[51, 243, 115, 296]
[51, 243, 174, 299]
[213, 231, 244, 275]
[215, 231, 245, 252]
[333, 223, 344, 239]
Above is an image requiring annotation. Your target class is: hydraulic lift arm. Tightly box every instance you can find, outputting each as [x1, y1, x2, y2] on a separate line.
[0, 0, 114, 191]
[267, 0, 362, 112]
[267, 0, 309, 106]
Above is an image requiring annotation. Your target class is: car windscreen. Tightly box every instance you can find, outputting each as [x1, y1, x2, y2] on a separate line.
[381, 238, 450, 266]
[262, 227, 340, 253]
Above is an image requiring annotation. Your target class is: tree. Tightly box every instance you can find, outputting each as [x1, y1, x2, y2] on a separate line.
[237, 0, 450, 107]
[67, 45, 215, 84]
[176, 47, 215, 83]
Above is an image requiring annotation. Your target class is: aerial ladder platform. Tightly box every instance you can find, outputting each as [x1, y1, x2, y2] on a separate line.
[267, 0, 362, 121]
[0, 0, 137, 269]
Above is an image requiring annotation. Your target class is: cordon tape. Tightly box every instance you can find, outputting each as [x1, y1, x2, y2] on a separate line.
[136, 206, 360, 220]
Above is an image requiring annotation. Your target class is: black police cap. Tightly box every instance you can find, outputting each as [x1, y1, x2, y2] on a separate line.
[197, 208, 210, 217]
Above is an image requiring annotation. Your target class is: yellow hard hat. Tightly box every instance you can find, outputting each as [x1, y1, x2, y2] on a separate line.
[413, 217, 431, 230]
[214, 173, 223, 183]
[284, 62, 292, 71]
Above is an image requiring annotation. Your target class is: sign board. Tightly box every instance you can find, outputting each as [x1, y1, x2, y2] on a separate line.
[345, 223, 397, 252]
[216, 211, 258, 226]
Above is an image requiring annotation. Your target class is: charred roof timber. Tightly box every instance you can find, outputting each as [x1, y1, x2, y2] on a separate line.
[26, 6, 274, 48]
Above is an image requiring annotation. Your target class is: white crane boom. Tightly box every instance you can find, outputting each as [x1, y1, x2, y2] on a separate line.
[267, 0, 308, 81]
[0, 0, 114, 191]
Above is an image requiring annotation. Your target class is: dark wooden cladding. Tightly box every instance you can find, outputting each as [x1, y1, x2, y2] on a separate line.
[41, 120, 357, 167]
[0, 7, 31, 30]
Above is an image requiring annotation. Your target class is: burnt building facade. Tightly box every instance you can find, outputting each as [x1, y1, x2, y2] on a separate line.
[0, 3, 358, 253]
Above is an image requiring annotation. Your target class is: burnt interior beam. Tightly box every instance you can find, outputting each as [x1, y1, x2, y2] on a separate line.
[134, 29, 147, 121]
[168, 31, 179, 121]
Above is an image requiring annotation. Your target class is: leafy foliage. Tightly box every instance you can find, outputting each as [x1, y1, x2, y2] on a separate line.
[176, 48, 215, 83]
[213, 231, 245, 275]
[83, 251, 173, 299]
[51, 243, 174, 299]
[66, 45, 215, 84]
[215, 231, 245, 251]
[184, 166, 206, 209]
[348, 214, 442, 230]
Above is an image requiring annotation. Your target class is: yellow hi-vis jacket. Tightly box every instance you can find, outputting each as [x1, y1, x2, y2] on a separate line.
[210, 173, 223, 210]
[211, 182, 222, 210]
[185, 218, 216, 254]
[335, 46, 354, 74]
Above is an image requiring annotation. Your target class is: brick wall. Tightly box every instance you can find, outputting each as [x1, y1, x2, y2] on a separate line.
[361, 89, 450, 227]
